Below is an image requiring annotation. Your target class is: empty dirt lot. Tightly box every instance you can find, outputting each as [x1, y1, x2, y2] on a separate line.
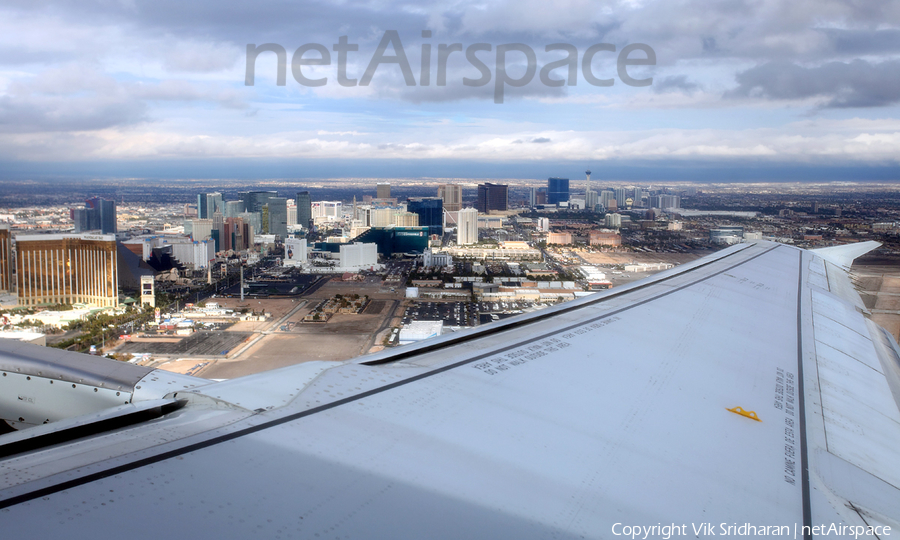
[853, 260, 900, 342]
[192, 279, 403, 379]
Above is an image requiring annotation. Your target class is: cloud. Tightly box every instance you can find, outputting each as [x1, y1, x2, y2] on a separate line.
[160, 39, 242, 73]
[652, 75, 699, 94]
[1, 0, 900, 170]
[727, 59, 900, 108]
[127, 80, 249, 108]
[0, 64, 250, 133]
[2, 118, 898, 165]
[816, 28, 900, 57]
[0, 94, 147, 133]
[0, 66, 147, 132]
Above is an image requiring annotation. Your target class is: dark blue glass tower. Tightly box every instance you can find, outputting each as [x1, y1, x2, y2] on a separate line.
[407, 197, 443, 236]
[547, 177, 569, 205]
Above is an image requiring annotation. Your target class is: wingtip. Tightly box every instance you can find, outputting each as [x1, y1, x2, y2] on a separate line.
[811, 241, 881, 268]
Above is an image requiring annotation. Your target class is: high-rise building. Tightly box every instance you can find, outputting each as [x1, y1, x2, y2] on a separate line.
[211, 212, 225, 252]
[407, 198, 443, 236]
[197, 194, 209, 219]
[238, 191, 287, 239]
[267, 197, 288, 239]
[392, 212, 419, 227]
[614, 188, 627, 209]
[287, 205, 297, 225]
[197, 192, 223, 220]
[632, 189, 648, 209]
[531, 187, 548, 206]
[73, 197, 117, 234]
[0, 225, 10, 292]
[657, 195, 681, 210]
[437, 184, 462, 212]
[283, 238, 307, 267]
[585, 190, 599, 211]
[368, 207, 394, 227]
[242, 191, 279, 214]
[547, 178, 569, 205]
[71, 208, 91, 232]
[238, 212, 262, 236]
[85, 197, 117, 234]
[311, 201, 342, 221]
[457, 208, 478, 245]
[190, 219, 214, 242]
[16, 234, 119, 307]
[339, 243, 378, 269]
[296, 191, 312, 228]
[476, 183, 508, 213]
[223, 200, 244, 218]
[223, 217, 246, 251]
[600, 190, 615, 210]
[376, 183, 391, 199]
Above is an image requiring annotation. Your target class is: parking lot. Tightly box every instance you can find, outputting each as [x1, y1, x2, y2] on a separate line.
[400, 302, 475, 327]
[399, 300, 547, 328]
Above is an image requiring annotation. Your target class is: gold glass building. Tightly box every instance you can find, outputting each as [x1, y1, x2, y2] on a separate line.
[437, 184, 462, 212]
[16, 234, 118, 307]
[0, 225, 11, 293]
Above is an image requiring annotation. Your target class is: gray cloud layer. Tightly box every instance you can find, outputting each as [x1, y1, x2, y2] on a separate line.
[728, 59, 900, 108]
[1, 0, 900, 166]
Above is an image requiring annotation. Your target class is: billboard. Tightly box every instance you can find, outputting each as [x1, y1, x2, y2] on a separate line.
[283, 238, 307, 267]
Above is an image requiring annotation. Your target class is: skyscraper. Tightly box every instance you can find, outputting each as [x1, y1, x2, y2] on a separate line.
[376, 183, 391, 199]
[197, 192, 223, 220]
[585, 190, 599, 211]
[614, 187, 627, 209]
[600, 190, 615, 210]
[198, 194, 209, 219]
[407, 197, 444, 236]
[657, 195, 680, 209]
[437, 184, 462, 212]
[223, 200, 245, 218]
[296, 191, 312, 228]
[242, 191, 279, 214]
[547, 178, 569, 205]
[0, 225, 10, 293]
[584, 170, 596, 210]
[16, 234, 119, 307]
[457, 208, 478, 245]
[71, 208, 92, 232]
[530, 187, 548, 206]
[190, 219, 214, 242]
[224, 217, 248, 251]
[476, 183, 508, 213]
[73, 197, 117, 234]
[267, 197, 288, 238]
[212, 211, 225, 252]
[241, 191, 286, 239]
[287, 205, 297, 225]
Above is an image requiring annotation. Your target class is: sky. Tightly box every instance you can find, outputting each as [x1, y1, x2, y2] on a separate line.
[1, 0, 900, 182]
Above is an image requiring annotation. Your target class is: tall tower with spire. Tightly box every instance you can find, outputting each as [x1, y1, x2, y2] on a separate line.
[584, 170, 597, 211]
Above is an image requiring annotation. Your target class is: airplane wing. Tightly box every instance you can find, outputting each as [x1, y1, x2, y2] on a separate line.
[0, 240, 898, 538]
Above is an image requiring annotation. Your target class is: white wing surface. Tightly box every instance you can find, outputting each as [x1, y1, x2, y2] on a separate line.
[0, 240, 897, 539]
